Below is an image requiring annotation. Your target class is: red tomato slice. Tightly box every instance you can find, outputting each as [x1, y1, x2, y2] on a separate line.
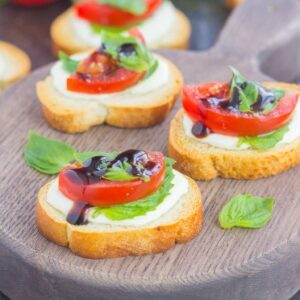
[129, 28, 146, 44]
[67, 51, 144, 94]
[58, 152, 166, 207]
[75, 0, 163, 27]
[182, 83, 298, 136]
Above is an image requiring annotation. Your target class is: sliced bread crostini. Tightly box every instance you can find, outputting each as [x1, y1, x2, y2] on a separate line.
[37, 31, 183, 133]
[0, 41, 31, 90]
[36, 175, 202, 259]
[225, 0, 244, 9]
[24, 134, 202, 259]
[51, 2, 191, 56]
[169, 81, 300, 180]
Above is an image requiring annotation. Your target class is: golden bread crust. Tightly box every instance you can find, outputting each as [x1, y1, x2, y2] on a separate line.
[225, 0, 244, 9]
[36, 56, 183, 132]
[36, 176, 202, 259]
[50, 8, 191, 56]
[168, 82, 300, 180]
[0, 41, 31, 89]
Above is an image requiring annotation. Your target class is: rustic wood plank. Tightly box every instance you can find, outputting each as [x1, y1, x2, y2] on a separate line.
[0, 293, 8, 300]
[1, 0, 300, 299]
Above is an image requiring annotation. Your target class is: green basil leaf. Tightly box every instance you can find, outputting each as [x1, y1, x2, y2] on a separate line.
[58, 51, 79, 74]
[143, 59, 158, 80]
[24, 131, 76, 175]
[239, 83, 259, 112]
[101, 31, 154, 73]
[90, 23, 130, 34]
[261, 88, 285, 114]
[271, 88, 285, 101]
[229, 67, 259, 113]
[229, 66, 246, 87]
[91, 158, 175, 220]
[103, 161, 145, 182]
[229, 67, 285, 114]
[74, 151, 118, 163]
[237, 124, 289, 151]
[99, 0, 146, 15]
[219, 194, 274, 229]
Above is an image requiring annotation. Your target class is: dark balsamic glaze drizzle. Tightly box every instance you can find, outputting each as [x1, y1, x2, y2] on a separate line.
[64, 150, 161, 225]
[65, 155, 110, 186]
[224, 86, 241, 110]
[218, 82, 278, 113]
[67, 201, 91, 225]
[192, 122, 211, 138]
[250, 85, 277, 112]
[76, 72, 92, 82]
[100, 42, 137, 64]
[119, 43, 137, 57]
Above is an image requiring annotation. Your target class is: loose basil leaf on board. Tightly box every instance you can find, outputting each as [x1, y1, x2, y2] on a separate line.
[92, 158, 175, 220]
[74, 151, 118, 163]
[237, 124, 289, 151]
[24, 131, 76, 175]
[219, 194, 274, 229]
[58, 51, 79, 74]
[101, 31, 154, 73]
[98, 0, 147, 15]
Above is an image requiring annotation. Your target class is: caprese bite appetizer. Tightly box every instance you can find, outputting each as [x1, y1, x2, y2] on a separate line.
[0, 41, 31, 91]
[25, 132, 202, 259]
[36, 30, 183, 133]
[51, 0, 191, 55]
[169, 67, 300, 180]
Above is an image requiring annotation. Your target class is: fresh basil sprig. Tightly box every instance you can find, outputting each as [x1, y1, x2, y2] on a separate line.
[237, 124, 289, 151]
[98, 0, 147, 15]
[219, 194, 274, 229]
[101, 31, 155, 73]
[229, 67, 285, 114]
[230, 67, 259, 112]
[58, 51, 79, 74]
[103, 161, 150, 182]
[92, 158, 175, 220]
[24, 132, 116, 175]
[262, 88, 285, 113]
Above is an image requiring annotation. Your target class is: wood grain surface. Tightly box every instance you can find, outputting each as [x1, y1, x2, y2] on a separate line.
[1, 0, 300, 299]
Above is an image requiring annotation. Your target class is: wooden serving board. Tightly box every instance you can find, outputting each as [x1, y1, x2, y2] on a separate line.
[1, 0, 300, 299]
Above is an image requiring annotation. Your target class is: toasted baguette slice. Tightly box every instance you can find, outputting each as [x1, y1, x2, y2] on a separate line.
[168, 82, 300, 180]
[36, 176, 202, 259]
[51, 8, 191, 56]
[225, 0, 244, 9]
[0, 41, 31, 90]
[36, 55, 182, 133]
